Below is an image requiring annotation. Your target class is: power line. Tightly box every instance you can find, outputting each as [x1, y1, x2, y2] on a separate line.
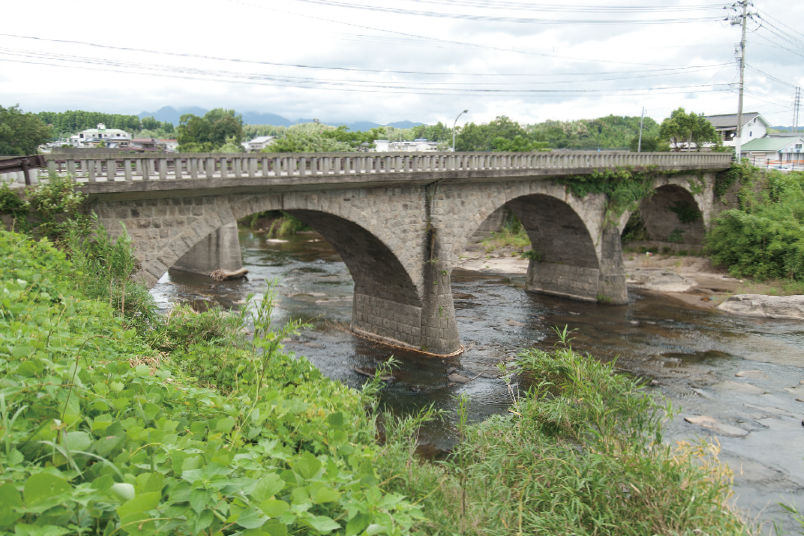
[223, 0, 690, 67]
[284, 0, 724, 24]
[745, 64, 798, 89]
[378, 0, 726, 13]
[0, 52, 734, 97]
[0, 34, 729, 80]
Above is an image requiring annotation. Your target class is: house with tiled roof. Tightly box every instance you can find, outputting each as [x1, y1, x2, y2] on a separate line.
[703, 112, 770, 148]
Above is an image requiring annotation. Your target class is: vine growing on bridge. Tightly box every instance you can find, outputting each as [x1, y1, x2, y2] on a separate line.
[556, 166, 695, 226]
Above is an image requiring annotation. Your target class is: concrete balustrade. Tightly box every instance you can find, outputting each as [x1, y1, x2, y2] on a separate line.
[38, 151, 732, 183]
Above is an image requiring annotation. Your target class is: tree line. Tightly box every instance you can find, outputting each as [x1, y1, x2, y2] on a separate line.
[2, 104, 724, 156]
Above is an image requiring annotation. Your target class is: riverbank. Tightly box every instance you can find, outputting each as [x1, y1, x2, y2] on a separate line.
[457, 244, 803, 314]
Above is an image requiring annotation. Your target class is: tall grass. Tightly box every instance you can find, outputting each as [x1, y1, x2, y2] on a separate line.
[375, 335, 748, 535]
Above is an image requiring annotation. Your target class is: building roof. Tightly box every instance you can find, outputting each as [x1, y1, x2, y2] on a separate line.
[247, 136, 276, 144]
[78, 128, 128, 135]
[742, 136, 804, 151]
[704, 112, 767, 130]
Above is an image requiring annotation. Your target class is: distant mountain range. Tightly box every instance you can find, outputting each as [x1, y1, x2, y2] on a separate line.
[138, 106, 424, 132]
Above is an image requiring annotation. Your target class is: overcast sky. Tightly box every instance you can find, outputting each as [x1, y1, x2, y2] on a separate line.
[2, 0, 803, 127]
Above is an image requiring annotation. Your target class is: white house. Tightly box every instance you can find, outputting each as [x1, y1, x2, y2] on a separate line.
[70, 123, 132, 147]
[243, 136, 276, 152]
[703, 112, 770, 148]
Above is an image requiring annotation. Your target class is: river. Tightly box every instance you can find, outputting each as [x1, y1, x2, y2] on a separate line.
[151, 228, 804, 532]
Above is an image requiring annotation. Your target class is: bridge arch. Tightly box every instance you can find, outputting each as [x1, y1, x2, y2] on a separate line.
[619, 175, 711, 249]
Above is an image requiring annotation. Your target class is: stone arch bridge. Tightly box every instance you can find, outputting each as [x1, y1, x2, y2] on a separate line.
[43, 151, 731, 356]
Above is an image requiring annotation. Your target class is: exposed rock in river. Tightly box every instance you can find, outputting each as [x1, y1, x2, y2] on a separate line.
[627, 269, 697, 293]
[717, 294, 804, 320]
[684, 415, 750, 437]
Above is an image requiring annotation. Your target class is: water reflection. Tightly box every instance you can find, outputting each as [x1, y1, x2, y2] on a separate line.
[152, 228, 804, 528]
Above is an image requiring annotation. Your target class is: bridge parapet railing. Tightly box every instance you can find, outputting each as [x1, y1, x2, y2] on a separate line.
[40, 151, 733, 183]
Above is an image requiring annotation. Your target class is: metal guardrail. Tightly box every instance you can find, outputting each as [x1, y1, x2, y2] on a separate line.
[39, 152, 733, 183]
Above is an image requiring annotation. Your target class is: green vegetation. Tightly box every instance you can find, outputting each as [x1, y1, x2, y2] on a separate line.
[659, 108, 721, 153]
[557, 167, 656, 225]
[707, 166, 804, 281]
[375, 333, 746, 535]
[267, 213, 311, 238]
[0, 172, 92, 245]
[0, 105, 50, 155]
[37, 110, 144, 136]
[176, 109, 245, 152]
[481, 212, 531, 253]
[0, 230, 423, 535]
[528, 114, 661, 151]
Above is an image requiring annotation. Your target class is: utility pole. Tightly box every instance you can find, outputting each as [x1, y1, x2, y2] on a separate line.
[794, 87, 801, 132]
[637, 107, 645, 152]
[731, 0, 752, 161]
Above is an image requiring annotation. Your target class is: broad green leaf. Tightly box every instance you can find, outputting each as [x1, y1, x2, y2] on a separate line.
[24, 473, 71, 507]
[117, 491, 161, 518]
[12, 524, 71, 536]
[263, 520, 288, 536]
[236, 506, 269, 529]
[0, 482, 23, 526]
[293, 452, 322, 480]
[305, 515, 341, 534]
[189, 510, 213, 534]
[326, 412, 343, 428]
[251, 474, 285, 502]
[110, 483, 135, 502]
[345, 513, 369, 536]
[313, 486, 340, 504]
[61, 431, 91, 452]
[118, 512, 156, 536]
[216, 417, 235, 433]
[366, 524, 388, 535]
[259, 499, 290, 518]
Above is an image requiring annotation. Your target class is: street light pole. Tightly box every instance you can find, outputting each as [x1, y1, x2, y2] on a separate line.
[453, 110, 468, 152]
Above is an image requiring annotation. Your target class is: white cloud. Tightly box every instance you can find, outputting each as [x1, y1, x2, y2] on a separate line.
[2, 0, 802, 127]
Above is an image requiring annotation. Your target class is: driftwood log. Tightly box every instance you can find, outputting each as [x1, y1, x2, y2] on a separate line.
[210, 268, 249, 281]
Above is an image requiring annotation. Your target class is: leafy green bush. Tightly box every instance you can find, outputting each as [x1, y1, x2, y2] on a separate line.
[0, 230, 422, 536]
[0, 172, 93, 245]
[707, 169, 804, 281]
[267, 212, 310, 238]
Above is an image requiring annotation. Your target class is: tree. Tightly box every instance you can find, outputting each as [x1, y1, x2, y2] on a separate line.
[176, 109, 244, 151]
[492, 135, 549, 152]
[261, 131, 356, 153]
[141, 116, 160, 130]
[628, 135, 670, 152]
[0, 105, 50, 155]
[659, 108, 720, 152]
[455, 116, 530, 151]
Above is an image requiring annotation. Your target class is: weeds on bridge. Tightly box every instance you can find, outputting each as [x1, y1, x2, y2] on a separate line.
[375, 333, 748, 535]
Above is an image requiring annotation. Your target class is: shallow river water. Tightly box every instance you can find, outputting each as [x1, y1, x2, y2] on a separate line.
[152, 229, 804, 531]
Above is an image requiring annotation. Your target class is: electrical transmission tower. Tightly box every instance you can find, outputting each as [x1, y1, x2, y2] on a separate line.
[794, 87, 801, 133]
